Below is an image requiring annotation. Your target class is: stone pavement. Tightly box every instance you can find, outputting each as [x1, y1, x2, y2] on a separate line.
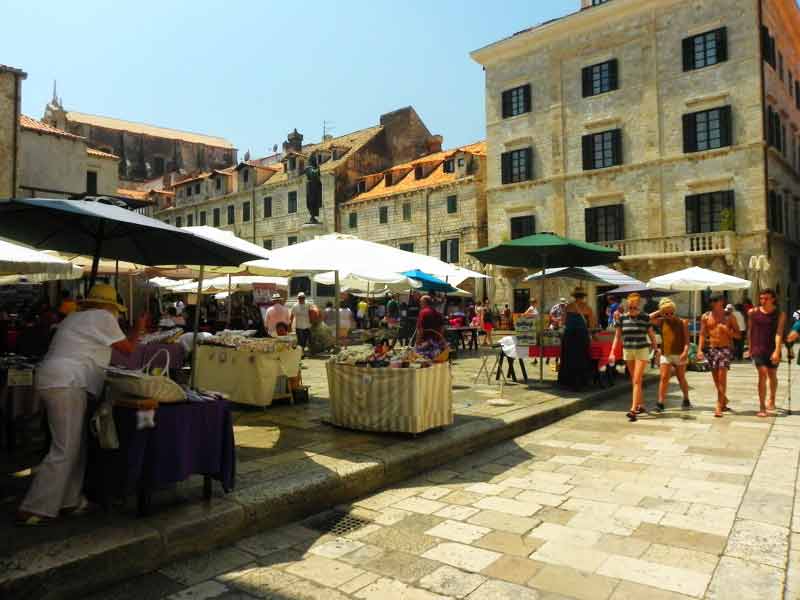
[0, 349, 631, 598]
[86, 363, 800, 600]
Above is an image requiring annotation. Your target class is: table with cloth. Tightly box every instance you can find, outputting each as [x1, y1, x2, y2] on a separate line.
[194, 345, 302, 407]
[111, 343, 185, 371]
[86, 393, 235, 516]
[326, 361, 453, 434]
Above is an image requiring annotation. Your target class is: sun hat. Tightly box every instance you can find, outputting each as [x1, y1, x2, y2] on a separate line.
[559, 297, 567, 304]
[659, 297, 676, 311]
[572, 287, 586, 297]
[297, 292, 306, 298]
[80, 283, 126, 312]
[271, 292, 283, 300]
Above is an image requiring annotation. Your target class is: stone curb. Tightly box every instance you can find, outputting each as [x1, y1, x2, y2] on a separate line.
[1, 375, 653, 599]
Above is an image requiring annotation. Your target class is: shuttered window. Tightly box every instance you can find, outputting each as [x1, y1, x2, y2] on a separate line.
[287, 191, 297, 214]
[501, 84, 531, 118]
[349, 212, 357, 229]
[685, 191, 735, 234]
[762, 26, 777, 68]
[227, 205, 235, 225]
[243, 201, 251, 222]
[199, 211, 207, 226]
[682, 27, 727, 71]
[446, 195, 458, 214]
[501, 148, 533, 184]
[175, 216, 183, 228]
[213, 208, 220, 227]
[768, 191, 784, 234]
[582, 59, 618, 97]
[510, 215, 535, 240]
[585, 204, 624, 242]
[402, 202, 412, 221]
[263, 196, 272, 217]
[682, 106, 732, 153]
[186, 214, 194, 227]
[399, 242, 414, 252]
[379, 206, 388, 224]
[263, 239, 272, 250]
[582, 129, 622, 170]
[440, 238, 459, 263]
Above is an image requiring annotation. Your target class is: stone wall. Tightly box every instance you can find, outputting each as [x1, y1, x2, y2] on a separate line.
[18, 129, 88, 197]
[0, 71, 19, 198]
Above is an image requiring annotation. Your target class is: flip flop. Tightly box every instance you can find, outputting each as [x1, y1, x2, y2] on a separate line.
[713, 411, 723, 418]
[15, 514, 53, 526]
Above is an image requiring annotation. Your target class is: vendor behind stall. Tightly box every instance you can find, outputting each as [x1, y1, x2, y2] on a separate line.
[416, 295, 444, 342]
[17, 284, 137, 525]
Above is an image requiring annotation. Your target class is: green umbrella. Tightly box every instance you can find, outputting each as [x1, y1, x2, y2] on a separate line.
[469, 233, 620, 384]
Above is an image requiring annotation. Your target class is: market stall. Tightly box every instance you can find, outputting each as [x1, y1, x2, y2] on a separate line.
[111, 328, 185, 371]
[193, 332, 303, 407]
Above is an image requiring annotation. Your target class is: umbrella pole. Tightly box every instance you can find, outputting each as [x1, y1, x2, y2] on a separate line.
[334, 270, 341, 352]
[540, 255, 547, 384]
[190, 265, 205, 390]
[115, 260, 119, 293]
[227, 274, 233, 326]
[88, 220, 105, 290]
[128, 273, 134, 327]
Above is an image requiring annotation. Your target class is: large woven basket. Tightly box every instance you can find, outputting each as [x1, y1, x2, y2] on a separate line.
[107, 349, 186, 403]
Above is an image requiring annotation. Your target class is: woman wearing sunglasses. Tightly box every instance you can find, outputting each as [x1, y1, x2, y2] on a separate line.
[610, 293, 658, 422]
[650, 297, 691, 412]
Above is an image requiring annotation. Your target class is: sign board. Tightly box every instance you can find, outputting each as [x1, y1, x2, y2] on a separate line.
[514, 316, 540, 346]
[8, 368, 33, 387]
[253, 283, 277, 305]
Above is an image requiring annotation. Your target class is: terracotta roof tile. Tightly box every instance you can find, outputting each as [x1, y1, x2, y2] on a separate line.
[116, 188, 149, 200]
[86, 147, 119, 160]
[20, 114, 84, 140]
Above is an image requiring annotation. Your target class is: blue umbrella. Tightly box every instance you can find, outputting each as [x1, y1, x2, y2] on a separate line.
[401, 269, 457, 293]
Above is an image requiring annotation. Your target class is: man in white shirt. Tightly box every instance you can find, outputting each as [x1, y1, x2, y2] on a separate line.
[290, 292, 311, 350]
[175, 299, 185, 315]
[264, 293, 290, 337]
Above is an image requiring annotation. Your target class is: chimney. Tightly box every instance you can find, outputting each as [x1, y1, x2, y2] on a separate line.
[426, 135, 443, 154]
[283, 128, 304, 153]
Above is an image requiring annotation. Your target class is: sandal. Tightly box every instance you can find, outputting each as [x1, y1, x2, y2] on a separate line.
[756, 411, 768, 418]
[15, 513, 53, 526]
[636, 406, 647, 414]
[626, 411, 638, 422]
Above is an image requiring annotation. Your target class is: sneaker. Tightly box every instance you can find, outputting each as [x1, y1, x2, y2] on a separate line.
[682, 399, 692, 410]
[655, 402, 665, 413]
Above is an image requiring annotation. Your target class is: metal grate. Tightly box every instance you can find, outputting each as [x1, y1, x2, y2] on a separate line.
[304, 511, 372, 536]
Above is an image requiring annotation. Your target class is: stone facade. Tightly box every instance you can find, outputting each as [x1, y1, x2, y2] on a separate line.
[340, 141, 487, 294]
[0, 65, 25, 199]
[43, 92, 236, 184]
[471, 0, 799, 313]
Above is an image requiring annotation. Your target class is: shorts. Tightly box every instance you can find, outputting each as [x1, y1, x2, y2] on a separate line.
[705, 347, 732, 371]
[623, 347, 650, 362]
[660, 354, 686, 367]
[752, 354, 779, 369]
[483, 323, 494, 332]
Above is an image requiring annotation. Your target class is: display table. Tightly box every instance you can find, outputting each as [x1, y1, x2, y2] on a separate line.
[194, 345, 302, 407]
[111, 343, 185, 371]
[86, 394, 235, 516]
[326, 361, 453, 434]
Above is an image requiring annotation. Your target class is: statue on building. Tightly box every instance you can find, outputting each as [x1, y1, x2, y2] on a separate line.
[305, 156, 322, 224]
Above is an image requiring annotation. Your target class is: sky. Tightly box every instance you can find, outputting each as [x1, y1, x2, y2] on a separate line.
[1, 0, 576, 156]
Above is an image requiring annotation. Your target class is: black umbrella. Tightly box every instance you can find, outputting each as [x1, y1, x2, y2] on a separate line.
[600, 284, 672, 298]
[0, 198, 266, 285]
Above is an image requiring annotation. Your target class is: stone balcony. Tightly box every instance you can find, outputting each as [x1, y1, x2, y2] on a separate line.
[601, 231, 736, 261]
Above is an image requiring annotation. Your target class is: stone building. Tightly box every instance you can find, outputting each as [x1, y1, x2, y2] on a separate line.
[341, 141, 487, 293]
[471, 0, 800, 312]
[0, 65, 26, 199]
[42, 91, 236, 184]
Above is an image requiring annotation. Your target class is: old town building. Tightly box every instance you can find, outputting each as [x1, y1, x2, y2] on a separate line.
[341, 141, 487, 293]
[0, 65, 25, 199]
[42, 89, 236, 184]
[471, 0, 800, 311]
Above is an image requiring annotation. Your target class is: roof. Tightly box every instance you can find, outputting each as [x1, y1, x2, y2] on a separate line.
[345, 141, 486, 204]
[86, 147, 119, 160]
[116, 188, 150, 201]
[20, 114, 84, 141]
[0, 64, 27, 78]
[65, 111, 236, 149]
[173, 172, 213, 187]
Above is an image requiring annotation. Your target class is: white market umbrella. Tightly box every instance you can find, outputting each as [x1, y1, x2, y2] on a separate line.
[169, 275, 288, 294]
[526, 265, 643, 287]
[0, 239, 82, 277]
[171, 227, 287, 276]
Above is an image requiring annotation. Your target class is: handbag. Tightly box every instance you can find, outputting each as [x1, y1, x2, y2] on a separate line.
[107, 348, 186, 403]
[90, 397, 119, 449]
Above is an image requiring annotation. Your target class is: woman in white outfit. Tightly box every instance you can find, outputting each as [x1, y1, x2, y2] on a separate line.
[17, 284, 136, 525]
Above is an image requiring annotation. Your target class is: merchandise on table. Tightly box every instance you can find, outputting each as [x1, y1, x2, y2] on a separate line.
[200, 330, 296, 353]
[137, 328, 183, 345]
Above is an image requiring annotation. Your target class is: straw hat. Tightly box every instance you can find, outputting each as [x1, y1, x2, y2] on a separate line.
[80, 283, 126, 312]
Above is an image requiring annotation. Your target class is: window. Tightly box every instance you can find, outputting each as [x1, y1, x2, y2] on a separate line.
[154, 156, 165, 174]
[357, 180, 367, 193]
[288, 236, 298, 246]
[501, 147, 533, 184]
[243, 169, 249, 184]
[762, 26, 777, 69]
[216, 177, 222, 191]
[263, 239, 273, 250]
[510, 215, 535, 240]
[195, 183, 200, 194]
[592, 0, 610, 4]
[446, 195, 458, 214]
[685, 190, 735, 234]
[585, 204, 624, 242]
[458, 158, 465, 167]
[440, 238, 459, 263]
[402, 202, 412, 221]
[779, 52, 785, 81]
[682, 27, 727, 71]
[86, 171, 97, 195]
[289, 275, 310, 296]
[582, 129, 622, 170]
[287, 157, 296, 171]
[385, 173, 393, 186]
[316, 283, 335, 297]
[200, 211, 207, 226]
[768, 191, 784, 234]
[243, 201, 251, 222]
[796, 82, 800, 110]
[349, 212, 357, 228]
[379, 206, 388, 224]
[414, 166, 424, 179]
[227, 205, 235, 225]
[263, 196, 272, 218]
[187, 214, 194, 227]
[175, 216, 183, 228]
[501, 84, 531, 118]
[582, 59, 618, 97]
[187, 186, 192, 197]
[399, 242, 414, 252]
[683, 106, 732, 153]
[287, 191, 297, 213]
[443, 160, 455, 173]
[164, 218, 170, 225]
[790, 73, 794, 98]
[213, 208, 220, 227]
[767, 106, 785, 153]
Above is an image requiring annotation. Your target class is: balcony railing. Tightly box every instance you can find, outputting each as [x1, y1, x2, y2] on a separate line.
[601, 231, 735, 260]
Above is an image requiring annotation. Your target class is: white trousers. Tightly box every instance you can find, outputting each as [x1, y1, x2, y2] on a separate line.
[20, 387, 88, 518]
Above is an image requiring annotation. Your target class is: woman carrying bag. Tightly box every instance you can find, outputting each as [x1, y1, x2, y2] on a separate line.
[17, 284, 137, 525]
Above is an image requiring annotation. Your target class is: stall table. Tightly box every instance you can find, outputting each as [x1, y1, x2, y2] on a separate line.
[194, 345, 302, 407]
[86, 392, 235, 516]
[327, 361, 453, 434]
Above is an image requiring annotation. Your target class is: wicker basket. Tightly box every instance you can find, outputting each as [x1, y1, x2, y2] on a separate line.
[107, 349, 186, 403]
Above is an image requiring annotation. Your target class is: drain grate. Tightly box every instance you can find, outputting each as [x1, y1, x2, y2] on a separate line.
[304, 511, 373, 536]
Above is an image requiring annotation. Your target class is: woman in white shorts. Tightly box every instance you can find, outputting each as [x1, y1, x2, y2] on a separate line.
[610, 293, 658, 422]
[650, 297, 691, 412]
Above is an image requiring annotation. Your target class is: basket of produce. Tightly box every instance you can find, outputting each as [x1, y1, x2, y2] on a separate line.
[106, 349, 186, 403]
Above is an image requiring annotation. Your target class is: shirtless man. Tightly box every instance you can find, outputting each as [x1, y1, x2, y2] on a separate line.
[697, 293, 741, 417]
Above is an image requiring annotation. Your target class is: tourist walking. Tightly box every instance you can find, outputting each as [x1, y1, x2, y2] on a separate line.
[265, 293, 290, 337]
[477, 300, 494, 346]
[558, 288, 596, 390]
[610, 293, 657, 421]
[549, 297, 567, 330]
[697, 293, 740, 417]
[290, 292, 311, 350]
[523, 298, 539, 319]
[746, 289, 786, 416]
[650, 297, 691, 411]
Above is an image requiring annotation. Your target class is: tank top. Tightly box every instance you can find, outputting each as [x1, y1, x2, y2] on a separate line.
[661, 317, 686, 355]
[750, 309, 780, 357]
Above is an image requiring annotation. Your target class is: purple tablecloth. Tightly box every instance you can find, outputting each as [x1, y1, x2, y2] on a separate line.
[87, 397, 235, 503]
[111, 343, 185, 371]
